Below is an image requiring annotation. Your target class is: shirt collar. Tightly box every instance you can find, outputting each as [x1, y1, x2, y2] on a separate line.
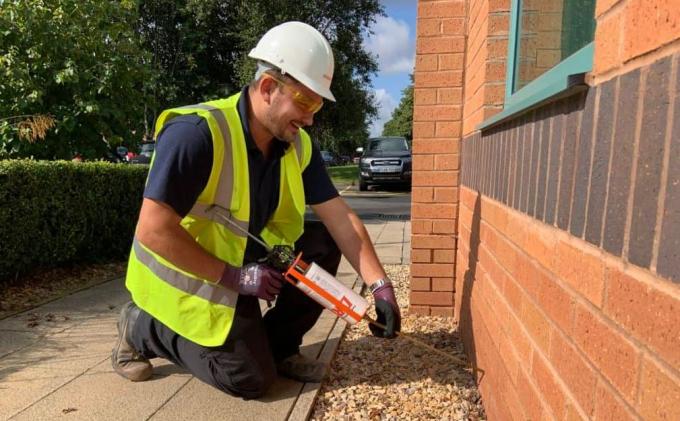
[237, 86, 289, 157]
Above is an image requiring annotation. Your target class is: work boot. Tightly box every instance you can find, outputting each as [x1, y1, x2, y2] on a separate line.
[276, 353, 327, 383]
[111, 302, 152, 382]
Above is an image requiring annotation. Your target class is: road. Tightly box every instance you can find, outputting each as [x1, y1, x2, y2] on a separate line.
[304, 184, 411, 221]
[338, 185, 411, 220]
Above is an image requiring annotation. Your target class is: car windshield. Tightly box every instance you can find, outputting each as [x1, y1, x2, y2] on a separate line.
[368, 138, 409, 152]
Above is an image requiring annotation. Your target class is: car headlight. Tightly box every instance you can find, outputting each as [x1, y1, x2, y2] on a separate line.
[360, 158, 371, 166]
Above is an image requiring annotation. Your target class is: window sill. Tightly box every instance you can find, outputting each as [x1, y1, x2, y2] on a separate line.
[478, 43, 593, 131]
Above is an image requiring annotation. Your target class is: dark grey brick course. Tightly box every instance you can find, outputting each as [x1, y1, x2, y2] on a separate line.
[494, 131, 501, 200]
[484, 133, 492, 195]
[557, 97, 582, 230]
[628, 57, 671, 268]
[514, 119, 526, 210]
[603, 70, 640, 256]
[503, 127, 511, 204]
[571, 88, 597, 238]
[520, 112, 537, 213]
[508, 121, 518, 207]
[546, 102, 564, 225]
[499, 128, 506, 202]
[472, 135, 478, 189]
[463, 53, 680, 283]
[585, 78, 617, 246]
[528, 115, 542, 216]
[476, 132, 480, 187]
[657, 57, 680, 283]
[536, 107, 552, 220]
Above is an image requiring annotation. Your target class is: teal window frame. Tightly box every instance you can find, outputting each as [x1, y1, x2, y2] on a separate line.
[478, 0, 594, 130]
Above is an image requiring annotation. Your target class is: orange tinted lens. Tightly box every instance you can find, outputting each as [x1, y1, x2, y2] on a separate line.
[291, 91, 323, 113]
[269, 75, 323, 113]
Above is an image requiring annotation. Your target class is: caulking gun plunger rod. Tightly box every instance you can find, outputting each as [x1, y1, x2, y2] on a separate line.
[210, 206, 474, 369]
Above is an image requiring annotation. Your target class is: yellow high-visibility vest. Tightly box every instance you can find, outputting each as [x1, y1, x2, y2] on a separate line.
[125, 92, 312, 346]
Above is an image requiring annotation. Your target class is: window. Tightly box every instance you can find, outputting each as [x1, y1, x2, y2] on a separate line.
[479, 0, 596, 129]
[368, 137, 410, 152]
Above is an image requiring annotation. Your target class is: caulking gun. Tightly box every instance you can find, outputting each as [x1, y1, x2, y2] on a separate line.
[209, 205, 471, 368]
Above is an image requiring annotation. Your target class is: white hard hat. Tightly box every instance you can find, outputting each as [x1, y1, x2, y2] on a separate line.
[248, 21, 336, 102]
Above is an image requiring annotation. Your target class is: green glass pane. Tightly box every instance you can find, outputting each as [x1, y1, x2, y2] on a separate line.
[514, 0, 595, 91]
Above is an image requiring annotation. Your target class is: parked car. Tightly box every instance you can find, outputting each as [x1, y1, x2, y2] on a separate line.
[358, 136, 412, 191]
[320, 150, 340, 167]
[130, 142, 155, 165]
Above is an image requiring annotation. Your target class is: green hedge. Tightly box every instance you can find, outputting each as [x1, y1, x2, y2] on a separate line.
[0, 160, 148, 282]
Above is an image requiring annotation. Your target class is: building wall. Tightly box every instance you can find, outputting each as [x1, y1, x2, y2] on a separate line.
[413, 0, 680, 418]
[461, 0, 511, 135]
[593, 0, 680, 82]
[411, 0, 467, 316]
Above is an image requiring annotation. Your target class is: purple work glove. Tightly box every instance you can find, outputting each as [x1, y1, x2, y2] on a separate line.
[369, 282, 401, 339]
[219, 263, 284, 301]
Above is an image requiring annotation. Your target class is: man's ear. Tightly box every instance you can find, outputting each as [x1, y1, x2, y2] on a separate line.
[259, 77, 277, 105]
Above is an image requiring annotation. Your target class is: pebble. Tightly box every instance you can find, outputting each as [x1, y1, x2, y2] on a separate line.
[310, 265, 486, 420]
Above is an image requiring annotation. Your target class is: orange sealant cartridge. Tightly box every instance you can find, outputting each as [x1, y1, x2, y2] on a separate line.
[283, 253, 369, 325]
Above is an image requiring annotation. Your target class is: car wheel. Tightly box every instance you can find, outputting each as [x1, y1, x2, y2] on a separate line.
[359, 180, 368, 191]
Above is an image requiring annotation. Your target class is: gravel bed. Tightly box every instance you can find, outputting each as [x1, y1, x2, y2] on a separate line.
[310, 265, 486, 420]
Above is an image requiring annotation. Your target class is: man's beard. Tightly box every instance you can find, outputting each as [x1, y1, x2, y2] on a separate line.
[263, 107, 296, 143]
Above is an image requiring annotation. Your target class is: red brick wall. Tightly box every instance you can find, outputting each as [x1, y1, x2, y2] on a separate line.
[462, 0, 511, 136]
[411, 0, 467, 316]
[457, 185, 680, 419]
[594, 0, 680, 82]
[413, 0, 680, 418]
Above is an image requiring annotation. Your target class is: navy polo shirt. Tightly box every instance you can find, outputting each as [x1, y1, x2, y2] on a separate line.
[144, 86, 338, 262]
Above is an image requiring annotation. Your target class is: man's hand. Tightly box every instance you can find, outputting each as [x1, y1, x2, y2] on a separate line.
[369, 282, 401, 338]
[219, 263, 284, 301]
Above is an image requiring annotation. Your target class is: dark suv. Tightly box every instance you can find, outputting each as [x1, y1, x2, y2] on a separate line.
[358, 136, 412, 191]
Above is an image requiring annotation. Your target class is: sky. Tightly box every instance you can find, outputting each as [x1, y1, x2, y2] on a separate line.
[363, 0, 417, 137]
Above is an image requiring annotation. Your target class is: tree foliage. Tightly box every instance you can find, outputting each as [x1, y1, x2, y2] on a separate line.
[0, 0, 156, 159]
[382, 75, 413, 140]
[139, 0, 383, 154]
[0, 0, 383, 159]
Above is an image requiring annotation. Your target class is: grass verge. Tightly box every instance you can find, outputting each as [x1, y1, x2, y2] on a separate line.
[326, 165, 358, 185]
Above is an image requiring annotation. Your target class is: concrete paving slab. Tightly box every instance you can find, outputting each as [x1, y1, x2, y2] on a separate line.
[0, 368, 75, 419]
[0, 279, 126, 335]
[150, 375, 301, 421]
[0, 330, 40, 359]
[0, 219, 411, 421]
[10, 359, 191, 421]
[288, 318, 345, 421]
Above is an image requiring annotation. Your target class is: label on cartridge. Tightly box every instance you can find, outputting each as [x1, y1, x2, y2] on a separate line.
[302, 262, 369, 324]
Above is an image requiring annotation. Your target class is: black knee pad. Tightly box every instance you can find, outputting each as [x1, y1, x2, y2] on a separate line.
[217, 363, 276, 400]
[206, 347, 277, 400]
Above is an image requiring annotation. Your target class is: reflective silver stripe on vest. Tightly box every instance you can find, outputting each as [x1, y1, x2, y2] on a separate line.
[133, 239, 238, 307]
[293, 133, 303, 165]
[189, 202, 249, 237]
[191, 104, 234, 209]
[183, 103, 243, 235]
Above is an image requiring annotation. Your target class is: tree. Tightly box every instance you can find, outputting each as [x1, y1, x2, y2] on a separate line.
[138, 0, 383, 154]
[0, 0, 156, 159]
[382, 75, 413, 141]
[0, 0, 383, 159]
[137, 0, 242, 113]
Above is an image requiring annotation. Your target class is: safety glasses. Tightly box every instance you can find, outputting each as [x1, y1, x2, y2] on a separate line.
[267, 74, 324, 114]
